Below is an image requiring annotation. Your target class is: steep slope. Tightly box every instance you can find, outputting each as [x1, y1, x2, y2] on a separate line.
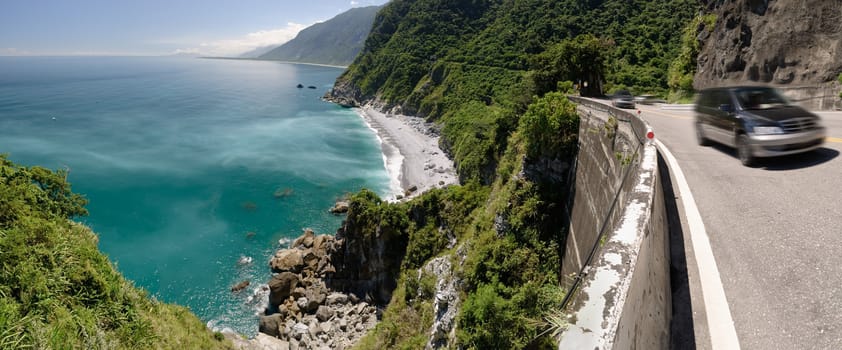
[258, 6, 382, 66]
[695, 0, 842, 108]
[330, 0, 697, 184]
[0, 155, 231, 349]
[316, 0, 698, 348]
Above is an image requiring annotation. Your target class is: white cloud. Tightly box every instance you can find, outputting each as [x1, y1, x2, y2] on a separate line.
[174, 22, 307, 57]
[0, 48, 31, 56]
[351, 1, 360, 5]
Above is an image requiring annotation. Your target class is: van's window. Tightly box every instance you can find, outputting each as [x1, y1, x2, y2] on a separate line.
[697, 91, 711, 108]
[735, 87, 790, 110]
[712, 91, 731, 109]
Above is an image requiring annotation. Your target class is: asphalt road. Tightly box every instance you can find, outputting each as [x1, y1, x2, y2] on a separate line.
[631, 102, 842, 349]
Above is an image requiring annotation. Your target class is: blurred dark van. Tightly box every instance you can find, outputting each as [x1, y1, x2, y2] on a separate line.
[694, 86, 825, 166]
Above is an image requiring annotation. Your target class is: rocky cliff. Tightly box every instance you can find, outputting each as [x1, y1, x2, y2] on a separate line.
[695, 0, 842, 109]
[258, 190, 409, 349]
[259, 228, 382, 350]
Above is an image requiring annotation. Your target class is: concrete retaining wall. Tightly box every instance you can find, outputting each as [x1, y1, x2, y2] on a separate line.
[558, 97, 670, 349]
[778, 83, 842, 111]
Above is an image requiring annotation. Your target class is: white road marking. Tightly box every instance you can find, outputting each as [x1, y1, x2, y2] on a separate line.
[656, 139, 741, 350]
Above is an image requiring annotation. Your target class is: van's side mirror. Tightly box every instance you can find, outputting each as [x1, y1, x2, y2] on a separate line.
[719, 104, 733, 113]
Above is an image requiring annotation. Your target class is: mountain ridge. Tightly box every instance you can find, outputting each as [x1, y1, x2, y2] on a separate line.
[257, 6, 382, 66]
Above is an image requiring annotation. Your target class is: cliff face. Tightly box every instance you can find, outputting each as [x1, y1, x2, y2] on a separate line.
[695, 0, 842, 107]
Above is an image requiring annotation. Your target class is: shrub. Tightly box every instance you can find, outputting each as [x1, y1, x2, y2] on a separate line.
[0, 155, 230, 349]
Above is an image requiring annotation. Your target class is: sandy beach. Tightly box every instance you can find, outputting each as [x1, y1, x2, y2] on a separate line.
[356, 105, 458, 200]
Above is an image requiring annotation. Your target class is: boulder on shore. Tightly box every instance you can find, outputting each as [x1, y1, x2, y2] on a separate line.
[329, 200, 350, 214]
[269, 272, 300, 307]
[271, 249, 305, 273]
[261, 229, 380, 349]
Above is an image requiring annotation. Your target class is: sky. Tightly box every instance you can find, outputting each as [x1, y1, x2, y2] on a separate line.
[0, 0, 389, 57]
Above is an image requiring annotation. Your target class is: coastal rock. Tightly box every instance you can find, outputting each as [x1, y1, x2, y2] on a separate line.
[260, 231, 378, 349]
[313, 234, 329, 253]
[324, 79, 362, 107]
[308, 319, 322, 337]
[269, 272, 300, 307]
[231, 280, 250, 292]
[326, 292, 348, 305]
[348, 293, 360, 304]
[273, 187, 294, 198]
[291, 286, 306, 300]
[303, 251, 320, 271]
[292, 229, 316, 249]
[329, 201, 350, 214]
[316, 305, 333, 322]
[259, 229, 382, 349]
[305, 286, 327, 311]
[328, 198, 409, 304]
[297, 297, 309, 312]
[270, 249, 305, 273]
[258, 334, 290, 350]
[259, 314, 283, 337]
[291, 323, 309, 340]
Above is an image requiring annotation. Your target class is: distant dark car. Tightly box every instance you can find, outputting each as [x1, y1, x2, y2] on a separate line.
[694, 86, 826, 166]
[634, 94, 666, 105]
[611, 90, 635, 109]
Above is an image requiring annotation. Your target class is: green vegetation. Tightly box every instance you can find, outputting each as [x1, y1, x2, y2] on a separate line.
[668, 13, 717, 101]
[531, 34, 612, 97]
[348, 93, 577, 349]
[0, 155, 231, 350]
[342, 0, 700, 104]
[257, 6, 382, 66]
[331, 0, 702, 348]
[338, 0, 699, 185]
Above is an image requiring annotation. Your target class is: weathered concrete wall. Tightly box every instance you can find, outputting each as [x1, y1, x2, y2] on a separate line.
[559, 97, 670, 349]
[559, 106, 632, 288]
[778, 84, 842, 111]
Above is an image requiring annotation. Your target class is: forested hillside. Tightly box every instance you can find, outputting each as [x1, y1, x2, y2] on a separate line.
[258, 6, 382, 66]
[325, 0, 700, 348]
[0, 155, 231, 349]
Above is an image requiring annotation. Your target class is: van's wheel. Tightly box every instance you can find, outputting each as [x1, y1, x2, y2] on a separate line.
[737, 134, 755, 166]
[696, 123, 711, 146]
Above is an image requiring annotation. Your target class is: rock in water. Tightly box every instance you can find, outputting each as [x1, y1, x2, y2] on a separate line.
[231, 280, 250, 292]
[273, 187, 294, 198]
[328, 200, 350, 214]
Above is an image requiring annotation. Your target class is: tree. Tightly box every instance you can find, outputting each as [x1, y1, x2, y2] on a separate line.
[531, 34, 612, 97]
[668, 13, 716, 93]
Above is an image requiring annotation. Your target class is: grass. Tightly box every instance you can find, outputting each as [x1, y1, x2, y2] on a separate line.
[0, 155, 232, 350]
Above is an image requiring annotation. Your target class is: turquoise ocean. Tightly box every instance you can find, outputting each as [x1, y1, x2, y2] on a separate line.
[0, 56, 391, 335]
